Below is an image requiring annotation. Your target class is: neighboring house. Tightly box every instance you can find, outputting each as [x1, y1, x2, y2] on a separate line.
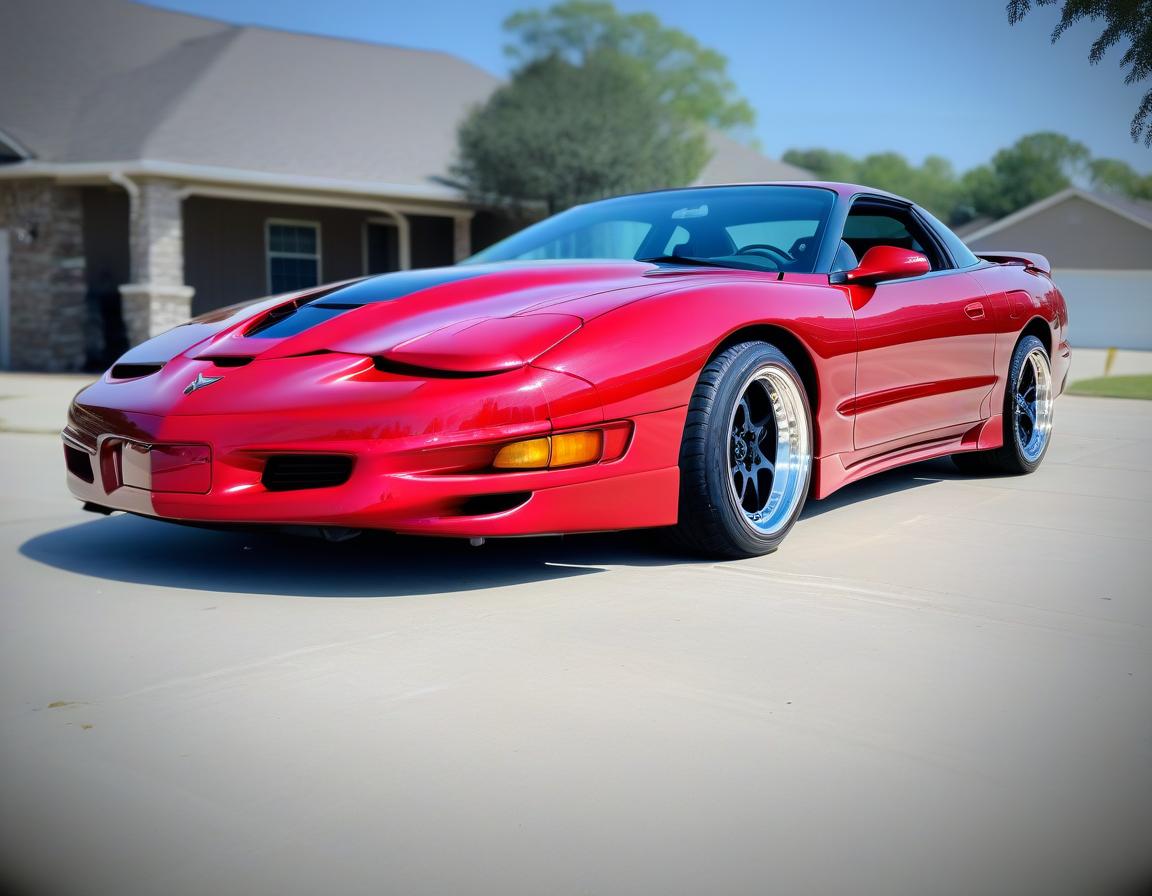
[961, 188, 1152, 351]
[0, 0, 810, 371]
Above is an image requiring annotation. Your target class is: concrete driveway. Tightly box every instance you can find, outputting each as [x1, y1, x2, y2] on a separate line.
[1, 390, 1150, 896]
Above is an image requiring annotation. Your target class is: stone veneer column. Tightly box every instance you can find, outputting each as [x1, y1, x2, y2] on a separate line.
[119, 178, 194, 346]
[0, 180, 87, 370]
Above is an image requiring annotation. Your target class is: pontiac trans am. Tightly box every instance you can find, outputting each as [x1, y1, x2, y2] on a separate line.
[64, 183, 1069, 557]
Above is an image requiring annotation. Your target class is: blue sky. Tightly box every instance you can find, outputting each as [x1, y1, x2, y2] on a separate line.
[145, 0, 1151, 174]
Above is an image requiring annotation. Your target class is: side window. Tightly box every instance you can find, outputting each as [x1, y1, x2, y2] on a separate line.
[842, 202, 948, 271]
[917, 207, 981, 268]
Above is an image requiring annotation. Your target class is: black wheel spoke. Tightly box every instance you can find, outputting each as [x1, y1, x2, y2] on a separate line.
[717, 359, 812, 539]
[678, 344, 815, 557]
[1012, 347, 1053, 463]
[749, 385, 774, 429]
[736, 398, 752, 429]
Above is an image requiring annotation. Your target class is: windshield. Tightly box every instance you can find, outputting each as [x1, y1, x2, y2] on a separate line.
[466, 186, 836, 273]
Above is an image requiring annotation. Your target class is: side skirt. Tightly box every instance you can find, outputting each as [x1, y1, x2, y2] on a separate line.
[811, 417, 1003, 500]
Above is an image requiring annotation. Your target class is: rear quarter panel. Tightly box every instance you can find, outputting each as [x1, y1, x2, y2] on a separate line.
[967, 262, 1071, 409]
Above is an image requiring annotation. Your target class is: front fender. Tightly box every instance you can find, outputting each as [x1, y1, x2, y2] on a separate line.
[534, 281, 857, 458]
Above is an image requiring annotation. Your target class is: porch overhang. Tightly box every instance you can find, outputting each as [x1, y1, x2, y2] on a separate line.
[0, 158, 475, 214]
[0, 159, 478, 353]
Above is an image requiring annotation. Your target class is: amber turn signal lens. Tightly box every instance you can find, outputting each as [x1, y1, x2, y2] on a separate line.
[549, 430, 603, 468]
[492, 437, 551, 470]
[492, 430, 605, 470]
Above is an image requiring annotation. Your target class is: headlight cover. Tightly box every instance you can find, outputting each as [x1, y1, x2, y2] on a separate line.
[377, 313, 583, 374]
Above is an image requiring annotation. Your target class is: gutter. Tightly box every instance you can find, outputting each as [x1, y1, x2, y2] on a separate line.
[0, 158, 470, 208]
[108, 170, 139, 213]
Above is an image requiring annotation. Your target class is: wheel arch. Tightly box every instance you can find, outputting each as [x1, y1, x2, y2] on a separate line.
[709, 324, 820, 416]
[1020, 316, 1052, 357]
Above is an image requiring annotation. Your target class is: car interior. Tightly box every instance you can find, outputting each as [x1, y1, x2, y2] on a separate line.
[653, 199, 946, 276]
[838, 202, 946, 272]
[648, 221, 822, 273]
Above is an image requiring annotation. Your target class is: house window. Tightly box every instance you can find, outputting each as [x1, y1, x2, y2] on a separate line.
[266, 220, 320, 293]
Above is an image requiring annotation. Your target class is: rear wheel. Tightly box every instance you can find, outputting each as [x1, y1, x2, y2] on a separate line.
[953, 334, 1054, 475]
[672, 342, 813, 558]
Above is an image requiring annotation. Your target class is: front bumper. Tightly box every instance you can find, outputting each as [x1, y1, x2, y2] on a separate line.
[63, 358, 684, 537]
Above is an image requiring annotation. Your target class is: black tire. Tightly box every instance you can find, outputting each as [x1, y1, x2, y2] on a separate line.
[952, 334, 1053, 476]
[671, 341, 813, 559]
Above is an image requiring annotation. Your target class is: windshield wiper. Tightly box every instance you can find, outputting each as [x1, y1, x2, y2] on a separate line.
[637, 255, 736, 269]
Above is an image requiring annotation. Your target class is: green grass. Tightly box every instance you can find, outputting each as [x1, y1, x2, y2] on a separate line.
[1067, 374, 1152, 400]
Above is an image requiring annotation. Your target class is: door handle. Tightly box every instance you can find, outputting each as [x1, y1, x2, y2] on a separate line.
[964, 302, 985, 320]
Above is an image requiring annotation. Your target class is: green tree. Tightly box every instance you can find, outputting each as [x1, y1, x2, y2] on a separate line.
[1008, 0, 1152, 145]
[781, 149, 961, 219]
[858, 153, 960, 217]
[854, 151, 915, 189]
[1089, 157, 1152, 196]
[915, 155, 966, 218]
[503, 0, 754, 131]
[783, 131, 1150, 224]
[781, 148, 859, 182]
[453, 52, 708, 213]
[959, 131, 1091, 219]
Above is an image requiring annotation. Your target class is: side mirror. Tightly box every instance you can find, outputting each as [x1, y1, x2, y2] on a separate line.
[835, 246, 931, 285]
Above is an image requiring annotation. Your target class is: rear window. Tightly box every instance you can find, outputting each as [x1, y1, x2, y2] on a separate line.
[918, 208, 981, 268]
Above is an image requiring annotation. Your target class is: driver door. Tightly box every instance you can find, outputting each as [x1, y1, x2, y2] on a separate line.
[842, 200, 997, 451]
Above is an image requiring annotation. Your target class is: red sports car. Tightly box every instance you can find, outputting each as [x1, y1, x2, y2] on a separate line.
[64, 183, 1069, 558]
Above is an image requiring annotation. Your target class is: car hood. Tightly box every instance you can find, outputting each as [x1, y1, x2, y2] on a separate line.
[116, 261, 737, 373]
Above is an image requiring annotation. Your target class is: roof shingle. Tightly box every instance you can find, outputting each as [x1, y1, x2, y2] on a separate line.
[1, 0, 808, 192]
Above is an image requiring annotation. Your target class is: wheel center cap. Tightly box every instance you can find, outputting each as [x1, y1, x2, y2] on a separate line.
[733, 438, 748, 461]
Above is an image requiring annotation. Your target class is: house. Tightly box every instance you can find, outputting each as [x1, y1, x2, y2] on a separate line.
[0, 0, 810, 371]
[961, 188, 1152, 351]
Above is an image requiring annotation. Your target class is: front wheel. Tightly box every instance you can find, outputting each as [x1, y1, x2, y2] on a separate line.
[953, 334, 1054, 475]
[672, 342, 813, 558]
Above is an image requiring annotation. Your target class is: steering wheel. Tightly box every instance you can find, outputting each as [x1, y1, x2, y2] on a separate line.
[736, 243, 793, 264]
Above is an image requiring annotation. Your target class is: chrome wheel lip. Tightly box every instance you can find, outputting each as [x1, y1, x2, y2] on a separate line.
[725, 364, 811, 538]
[1014, 347, 1053, 463]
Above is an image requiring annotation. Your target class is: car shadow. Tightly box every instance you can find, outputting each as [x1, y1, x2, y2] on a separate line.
[20, 458, 961, 598]
[17, 513, 687, 598]
[799, 457, 956, 519]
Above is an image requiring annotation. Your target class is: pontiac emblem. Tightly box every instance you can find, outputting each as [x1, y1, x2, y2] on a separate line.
[183, 372, 223, 395]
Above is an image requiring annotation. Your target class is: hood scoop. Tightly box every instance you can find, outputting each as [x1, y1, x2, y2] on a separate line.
[245, 301, 351, 338]
[133, 261, 672, 366]
[244, 268, 493, 339]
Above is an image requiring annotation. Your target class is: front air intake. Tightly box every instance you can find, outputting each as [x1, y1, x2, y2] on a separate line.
[261, 454, 354, 492]
[64, 445, 94, 483]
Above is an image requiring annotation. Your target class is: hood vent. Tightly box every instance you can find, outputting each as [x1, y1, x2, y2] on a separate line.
[109, 362, 164, 380]
[243, 268, 493, 340]
[246, 302, 356, 339]
[372, 357, 504, 379]
[197, 355, 253, 367]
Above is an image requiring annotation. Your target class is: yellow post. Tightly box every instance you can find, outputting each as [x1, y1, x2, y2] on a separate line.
[1104, 347, 1117, 377]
